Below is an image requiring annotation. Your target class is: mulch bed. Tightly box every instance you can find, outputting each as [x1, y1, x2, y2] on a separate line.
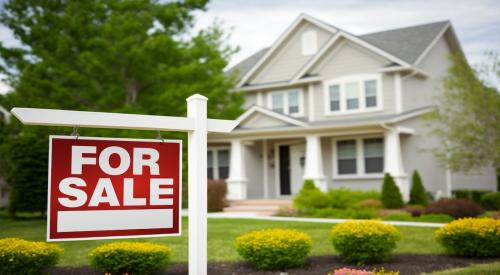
[50, 254, 500, 275]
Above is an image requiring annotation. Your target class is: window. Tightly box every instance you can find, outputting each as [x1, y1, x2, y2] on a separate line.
[301, 31, 317, 55]
[345, 82, 359, 110]
[207, 148, 230, 180]
[268, 90, 303, 116]
[271, 93, 284, 113]
[207, 151, 214, 179]
[329, 85, 340, 111]
[363, 138, 384, 173]
[325, 75, 381, 114]
[217, 150, 229, 179]
[364, 80, 377, 107]
[337, 140, 357, 174]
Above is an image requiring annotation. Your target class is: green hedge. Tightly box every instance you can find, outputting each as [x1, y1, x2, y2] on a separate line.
[480, 192, 500, 210]
[452, 189, 491, 204]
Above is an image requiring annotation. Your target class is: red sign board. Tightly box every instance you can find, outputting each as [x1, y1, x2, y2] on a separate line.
[47, 136, 182, 241]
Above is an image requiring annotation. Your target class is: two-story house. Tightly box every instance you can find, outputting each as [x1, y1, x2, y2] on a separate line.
[207, 14, 497, 201]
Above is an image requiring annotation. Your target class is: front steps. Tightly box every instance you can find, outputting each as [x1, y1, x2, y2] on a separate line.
[223, 199, 292, 216]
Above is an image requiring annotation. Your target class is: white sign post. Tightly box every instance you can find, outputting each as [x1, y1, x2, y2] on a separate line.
[12, 94, 238, 275]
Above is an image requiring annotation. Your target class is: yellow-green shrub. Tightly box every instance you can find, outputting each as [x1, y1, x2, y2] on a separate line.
[0, 238, 63, 275]
[436, 218, 500, 257]
[235, 228, 312, 270]
[88, 242, 172, 275]
[330, 221, 401, 265]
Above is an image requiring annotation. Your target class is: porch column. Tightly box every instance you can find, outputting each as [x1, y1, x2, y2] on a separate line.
[384, 128, 409, 201]
[226, 139, 247, 200]
[303, 135, 327, 191]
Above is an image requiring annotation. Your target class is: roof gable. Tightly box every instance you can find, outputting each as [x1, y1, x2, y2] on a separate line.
[237, 106, 308, 129]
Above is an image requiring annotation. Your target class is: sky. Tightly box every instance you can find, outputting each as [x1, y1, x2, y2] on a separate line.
[0, 0, 498, 93]
[193, 0, 500, 69]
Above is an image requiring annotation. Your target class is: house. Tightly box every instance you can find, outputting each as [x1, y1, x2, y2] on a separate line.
[207, 14, 497, 201]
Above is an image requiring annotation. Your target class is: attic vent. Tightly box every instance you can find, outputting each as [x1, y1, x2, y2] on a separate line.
[301, 30, 317, 55]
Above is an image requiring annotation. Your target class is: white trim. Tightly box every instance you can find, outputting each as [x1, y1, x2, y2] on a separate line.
[267, 89, 305, 117]
[307, 83, 315, 122]
[395, 72, 403, 113]
[262, 140, 269, 199]
[323, 74, 383, 116]
[236, 105, 308, 128]
[237, 14, 337, 87]
[301, 30, 318, 55]
[414, 23, 450, 66]
[240, 77, 321, 92]
[257, 92, 264, 106]
[331, 135, 385, 179]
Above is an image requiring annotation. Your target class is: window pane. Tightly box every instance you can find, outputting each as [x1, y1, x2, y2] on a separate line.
[337, 140, 357, 174]
[329, 85, 340, 111]
[271, 93, 284, 113]
[346, 82, 359, 110]
[364, 138, 384, 173]
[207, 151, 213, 179]
[288, 91, 300, 114]
[218, 167, 229, 179]
[217, 150, 230, 179]
[365, 80, 377, 107]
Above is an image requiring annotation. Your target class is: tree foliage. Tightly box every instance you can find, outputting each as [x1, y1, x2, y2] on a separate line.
[409, 170, 428, 206]
[381, 173, 404, 209]
[0, 0, 244, 214]
[426, 53, 500, 173]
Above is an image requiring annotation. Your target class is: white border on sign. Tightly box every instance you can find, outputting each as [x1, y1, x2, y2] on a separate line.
[47, 135, 183, 242]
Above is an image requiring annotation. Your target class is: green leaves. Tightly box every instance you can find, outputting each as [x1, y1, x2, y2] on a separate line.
[381, 173, 404, 209]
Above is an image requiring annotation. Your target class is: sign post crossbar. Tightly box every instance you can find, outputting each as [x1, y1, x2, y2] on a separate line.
[11, 94, 237, 275]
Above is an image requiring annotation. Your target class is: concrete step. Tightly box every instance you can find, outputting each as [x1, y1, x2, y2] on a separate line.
[223, 199, 292, 216]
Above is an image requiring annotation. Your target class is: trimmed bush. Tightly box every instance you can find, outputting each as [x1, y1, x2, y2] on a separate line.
[294, 180, 330, 212]
[207, 180, 227, 212]
[480, 192, 500, 210]
[425, 199, 484, 219]
[452, 189, 490, 204]
[330, 220, 401, 265]
[381, 173, 404, 209]
[409, 171, 428, 206]
[436, 218, 500, 257]
[0, 238, 63, 275]
[327, 188, 380, 209]
[235, 228, 312, 270]
[88, 242, 171, 274]
[404, 205, 425, 217]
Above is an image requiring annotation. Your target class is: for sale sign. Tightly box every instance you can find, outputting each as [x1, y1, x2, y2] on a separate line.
[47, 136, 182, 241]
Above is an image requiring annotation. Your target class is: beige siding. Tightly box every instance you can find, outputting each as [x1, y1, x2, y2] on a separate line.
[249, 22, 333, 85]
[402, 37, 451, 111]
[240, 113, 291, 129]
[243, 92, 258, 109]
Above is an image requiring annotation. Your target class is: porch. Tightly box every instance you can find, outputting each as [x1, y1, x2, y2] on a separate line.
[208, 125, 414, 201]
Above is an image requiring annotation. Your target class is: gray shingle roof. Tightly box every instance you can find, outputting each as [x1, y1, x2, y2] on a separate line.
[359, 21, 450, 64]
[228, 20, 451, 82]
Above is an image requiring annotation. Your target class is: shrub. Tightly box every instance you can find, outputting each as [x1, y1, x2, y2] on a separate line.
[404, 205, 425, 217]
[480, 192, 500, 210]
[207, 180, 227, 212]
[235, 228, 312, 270]
[0, 238, 63, 275]
[425, 199, 484, 219]
[309, 208, 377, 219]
[452, 189, 490, 204]
[409, 171, 428, 206]
[88, 242, 171, 274]
[358, 199, 383, 209]
[294, 180, 330, 212]
[436, 218, 500, 257]
[381, 173, 404, 209]
[330, 220, 401, 265]
[327, 188, 380, 209]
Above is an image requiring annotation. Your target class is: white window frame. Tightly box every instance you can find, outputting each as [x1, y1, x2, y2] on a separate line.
[267, 89, 304, 117]
[324, 74, 383, 116]
[207, 146, 230, 180]
[331, 136, 385, 180]
[301, 30, 318, 56]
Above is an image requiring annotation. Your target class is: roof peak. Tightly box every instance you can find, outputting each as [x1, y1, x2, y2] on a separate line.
[360, 20, 450, 36]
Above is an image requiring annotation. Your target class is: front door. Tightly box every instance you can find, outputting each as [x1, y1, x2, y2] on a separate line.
[279, 145, 291, 195]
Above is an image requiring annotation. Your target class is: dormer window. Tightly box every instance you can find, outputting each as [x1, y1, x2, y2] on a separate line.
[301, 30, 317, 55]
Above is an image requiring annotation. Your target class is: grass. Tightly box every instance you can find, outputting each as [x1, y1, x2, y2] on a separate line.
[423, 262, 500, 274]
[0, 211, 443, 266]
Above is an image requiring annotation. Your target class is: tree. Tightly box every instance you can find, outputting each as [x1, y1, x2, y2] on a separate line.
[409, 170, 428, 206]
[425, 53, 500, 173]
[0, 0, 244, 215]
[381, 173, 404, 209]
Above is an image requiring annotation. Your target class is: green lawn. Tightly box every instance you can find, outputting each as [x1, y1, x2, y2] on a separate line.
[0, 212, 443, 266]
[424, 262, 500, 275]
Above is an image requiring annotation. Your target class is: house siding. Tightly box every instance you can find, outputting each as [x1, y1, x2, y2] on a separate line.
[402, 37, 451, 112]
[245, 141, 264, 198]
[249, 22, 333, 85]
